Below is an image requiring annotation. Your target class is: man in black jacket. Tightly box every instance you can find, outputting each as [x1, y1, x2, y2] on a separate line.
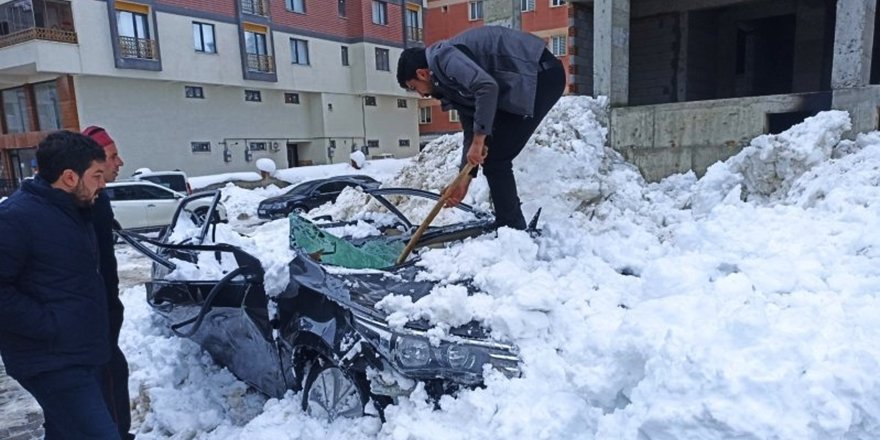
[397, 26, 566, 230]
[0, 131, 119, 438]
[83, 125, 133, 440]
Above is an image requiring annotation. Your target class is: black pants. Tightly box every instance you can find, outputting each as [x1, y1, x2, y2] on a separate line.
[483, 51, 566, 229]
[17, 366, 121, 440]
[100, 345, 134, 439]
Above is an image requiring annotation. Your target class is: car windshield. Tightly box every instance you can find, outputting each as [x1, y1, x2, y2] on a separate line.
[284, 181, 315, 195]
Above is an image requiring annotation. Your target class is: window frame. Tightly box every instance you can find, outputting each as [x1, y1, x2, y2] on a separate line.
[397, 99, 407, 108]
[550, 35, 566, 56]
[33, 81, 61, 131]
[372, 1, 388, 25]
[468, 1, 483, 21]
[286, 0, 306, 14]
[521, 0, 535, 12]
[192, 21, 216, 53]
[375, 47, 390, 71]
[418, 106, 432, 124]
[550, 0, 565, 6]
[290, 38, 310, 65]
[364, 95, 377, 106]
[245, 89, 262, 102]
[338, 0, 346, 17]
[341, 46, 350, 66]
[285, 92, 301, 104]
[185, 85, 205, 99]
[449, 109, 460, 122]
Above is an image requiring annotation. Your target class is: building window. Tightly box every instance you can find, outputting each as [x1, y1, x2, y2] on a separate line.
[338, 0, 346, 17]
[449, 109, 459, 122]
[116, 6, 155, 59]
[550, 35, 566, 56]
[550, 0, 565, 6]
[193, 22, 216, 53]
[285, 92, 300, 104]
[405, 7, 422, 41]
[397, 99, 407, 108]
[468, 1, 483, 20]
[290, 38, 310, 65]
[245, 27, 273, 73]
[521, 0, 535, 11]
[1, 87, 28, 133]
[341, 46, 349, 66]
[286, 0, 305, 13]
[245, 90, 262, 102]
[399, 139, 410, 147]
[372, 1, 387, 25]
[249, 141, 268, 151]
[191, 141, 211, 153]
[367, 140, 380, 148]
[364, 96, 377, 106]
[375, 48, 390, 71]
[419, 106, 431, 124]
[241, 0, 268, 16]
[185, 86, 204, 99]
[34, 82, 61, 131]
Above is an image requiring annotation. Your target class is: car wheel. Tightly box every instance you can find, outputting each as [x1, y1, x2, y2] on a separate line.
[290, 205, 307, 215]
[301, 357, 368, 421]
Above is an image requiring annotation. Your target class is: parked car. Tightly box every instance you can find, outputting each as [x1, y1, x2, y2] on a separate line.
[104, 180, 224, 232]
[119, 189, 521, 422]
[132, 169, 192, 195]
[257, 175, 380, 219]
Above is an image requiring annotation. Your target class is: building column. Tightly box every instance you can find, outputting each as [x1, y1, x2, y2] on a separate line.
[831, 0, 876, 89]
[593, 0, 630, 105]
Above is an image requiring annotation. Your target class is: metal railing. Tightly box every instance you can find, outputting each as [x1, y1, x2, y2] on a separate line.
[241, 0, 269, 16]
[0, 27, 78, 50]
[118, 35, 157, 60]
[406, 26, 423, 42]
[246, 53, 274, 73]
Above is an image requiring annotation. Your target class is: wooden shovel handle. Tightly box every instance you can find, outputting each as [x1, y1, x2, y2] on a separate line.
[396, 163, 475, 265]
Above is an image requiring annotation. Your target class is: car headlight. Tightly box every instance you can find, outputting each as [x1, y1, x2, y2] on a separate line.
[354, 315, 520, 383]
[396, 336, 431, 367]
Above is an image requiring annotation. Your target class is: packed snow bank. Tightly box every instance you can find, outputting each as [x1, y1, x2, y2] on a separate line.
[118, 101, 880, 440]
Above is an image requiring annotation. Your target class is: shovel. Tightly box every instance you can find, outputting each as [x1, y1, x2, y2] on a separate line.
[396, 162, 477, 265]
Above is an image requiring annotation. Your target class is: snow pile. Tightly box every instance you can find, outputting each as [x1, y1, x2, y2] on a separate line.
[114, 101, 880, 440]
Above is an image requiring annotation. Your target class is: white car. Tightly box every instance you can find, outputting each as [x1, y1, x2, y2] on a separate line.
[104, 180, 223, 232]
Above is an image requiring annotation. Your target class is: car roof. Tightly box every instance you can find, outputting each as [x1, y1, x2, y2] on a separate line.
[106, 179, 182, 193]
[133, 170, 188, 178]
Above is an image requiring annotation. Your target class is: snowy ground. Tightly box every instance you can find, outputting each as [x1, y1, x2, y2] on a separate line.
[98, 97, 880, 438]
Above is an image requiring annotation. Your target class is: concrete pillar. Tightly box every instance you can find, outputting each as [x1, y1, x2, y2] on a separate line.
[831, 0, 876, 89]
[485, 0, 521, 30]
[593, 0, 630, 105]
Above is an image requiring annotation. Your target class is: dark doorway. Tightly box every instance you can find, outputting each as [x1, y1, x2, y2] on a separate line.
[286, 143, 299, 168]
[871, 3, 880, 84]
[735, 14, 796, 97]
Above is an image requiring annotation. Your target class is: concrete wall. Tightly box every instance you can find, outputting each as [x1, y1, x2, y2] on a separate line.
[611, 91, 832, 181]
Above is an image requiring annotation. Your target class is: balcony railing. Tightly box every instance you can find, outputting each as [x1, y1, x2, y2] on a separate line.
[246, 53, 274, 73]
[241, 0, 269, 16]
[406, 26, 424, 42]
[0, 27, 78, 50]
[118, 36, 157, 60]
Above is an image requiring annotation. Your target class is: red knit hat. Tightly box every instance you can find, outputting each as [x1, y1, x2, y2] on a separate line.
[82, 125, 115, 148]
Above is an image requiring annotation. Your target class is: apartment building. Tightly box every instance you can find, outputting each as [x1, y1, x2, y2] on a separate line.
[0, 0, 426, 193]
[417, 0, 579, 146]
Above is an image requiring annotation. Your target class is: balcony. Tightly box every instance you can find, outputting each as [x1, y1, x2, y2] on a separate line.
[0, 0, 77, 49]
[246, 53, 274, 73]
[241, 0, 269, 16]
[406, 26, 423, 42]
[118, 36, 157, 60]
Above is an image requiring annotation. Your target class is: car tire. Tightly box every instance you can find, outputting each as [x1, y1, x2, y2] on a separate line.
[301, 356, 369, 421]
[191, 207, 220, 225]
[290, 205, 307, 215]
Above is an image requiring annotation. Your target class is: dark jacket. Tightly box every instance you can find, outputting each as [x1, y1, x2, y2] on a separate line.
[0, 177, 110, 378]
[94, 191, 123, 346]
[426, 26, 548, 137]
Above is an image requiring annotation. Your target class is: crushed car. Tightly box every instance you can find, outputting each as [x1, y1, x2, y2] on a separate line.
[119, 187, 523, 421]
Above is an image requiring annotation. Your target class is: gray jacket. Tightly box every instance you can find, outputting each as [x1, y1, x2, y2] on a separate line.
[426, 26, 548, 137]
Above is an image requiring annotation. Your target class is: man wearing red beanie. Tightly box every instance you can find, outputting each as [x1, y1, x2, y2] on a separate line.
[82, 126, 133, 440]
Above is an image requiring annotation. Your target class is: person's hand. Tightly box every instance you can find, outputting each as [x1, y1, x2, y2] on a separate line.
[467, 141, 487, 167]
[443, 175, 472, 207]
